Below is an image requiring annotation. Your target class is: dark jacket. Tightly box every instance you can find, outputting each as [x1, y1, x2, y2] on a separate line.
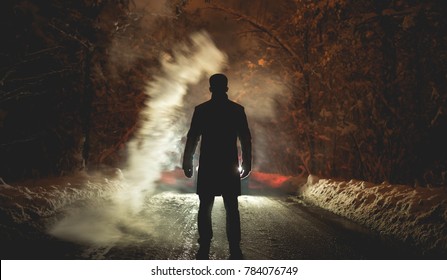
[183, 94, 252, 196]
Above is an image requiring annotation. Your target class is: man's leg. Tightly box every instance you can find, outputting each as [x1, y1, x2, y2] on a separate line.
[223, 195, 242, 259]
[197, 195, 214, 259]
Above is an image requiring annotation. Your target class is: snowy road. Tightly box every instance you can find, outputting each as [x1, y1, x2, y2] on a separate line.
[2, 190, 421, 260]
[91, 190, 418, 260]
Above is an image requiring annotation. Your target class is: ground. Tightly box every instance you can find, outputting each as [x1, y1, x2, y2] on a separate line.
[1, 170, 442, 260]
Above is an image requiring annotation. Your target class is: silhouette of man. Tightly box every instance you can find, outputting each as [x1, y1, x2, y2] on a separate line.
[182, 73, 252, 260]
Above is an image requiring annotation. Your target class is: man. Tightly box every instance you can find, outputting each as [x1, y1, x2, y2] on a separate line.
[182, 73, 252, 260]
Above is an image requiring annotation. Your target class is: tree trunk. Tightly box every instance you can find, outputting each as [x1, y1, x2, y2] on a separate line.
[81, 49, 94, 169]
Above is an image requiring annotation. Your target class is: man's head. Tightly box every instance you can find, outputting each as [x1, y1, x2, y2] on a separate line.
[209, 73, 228, 94]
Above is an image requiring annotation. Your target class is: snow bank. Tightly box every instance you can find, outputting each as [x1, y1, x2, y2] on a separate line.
[0, 170, 125, 224]
[2, 170, 446, 255]
[297, 175, 447, 256]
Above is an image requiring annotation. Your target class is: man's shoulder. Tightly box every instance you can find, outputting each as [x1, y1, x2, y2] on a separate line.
[227, 99, 245, 110]
[195, 100, 212, 110]
[195, 99, 245, 111]
[194, 101, 211, 114]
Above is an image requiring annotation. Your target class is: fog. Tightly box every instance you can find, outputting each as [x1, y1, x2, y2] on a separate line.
[49, 31, 227, 245]
[48, 0, 288, 245]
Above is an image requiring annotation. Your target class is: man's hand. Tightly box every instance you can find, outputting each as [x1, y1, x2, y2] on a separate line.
[240, 161, 251, 179]
[183, 162, 193, 178]
[184, 168, 193, 178]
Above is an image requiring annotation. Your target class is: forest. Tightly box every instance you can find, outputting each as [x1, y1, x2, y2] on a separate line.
[1, 0, 446, 187]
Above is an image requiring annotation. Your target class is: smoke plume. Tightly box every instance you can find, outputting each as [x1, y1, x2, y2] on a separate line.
[121, 30, 227, 211]
[49, 31, 227, 245]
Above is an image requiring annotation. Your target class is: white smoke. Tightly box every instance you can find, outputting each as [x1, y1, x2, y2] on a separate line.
[49, 31, 227, 245]
[120, 30, 227, 212]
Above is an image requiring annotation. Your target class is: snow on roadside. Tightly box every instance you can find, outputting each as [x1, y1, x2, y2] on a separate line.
[0, 170, 125, 224]
[2, 169, 446, 256]
[296, 175, 447, 255]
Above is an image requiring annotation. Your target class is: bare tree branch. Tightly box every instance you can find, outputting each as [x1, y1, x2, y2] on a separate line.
[9, 69, 70, 83]
[26, 46, 62, 57]
[0, 69, 14, 86]
[206, 5, 304, 70]
[0, 89, 44, 105]
[48, 23, 93, 50]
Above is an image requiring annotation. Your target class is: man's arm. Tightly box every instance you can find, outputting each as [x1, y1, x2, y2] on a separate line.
[182, 108, 201, 178]
[239, 108, 252, 179]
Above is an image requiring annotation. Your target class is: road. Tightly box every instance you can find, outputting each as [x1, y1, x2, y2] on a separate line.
[95, 190, 419, 260]
[1, 176, 425, 260]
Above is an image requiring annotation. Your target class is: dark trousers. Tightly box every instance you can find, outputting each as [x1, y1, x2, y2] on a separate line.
[198, 195, 241, 247]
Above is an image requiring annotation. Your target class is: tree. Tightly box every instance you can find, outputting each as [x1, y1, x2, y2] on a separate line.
[205, 0, 447, 185]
